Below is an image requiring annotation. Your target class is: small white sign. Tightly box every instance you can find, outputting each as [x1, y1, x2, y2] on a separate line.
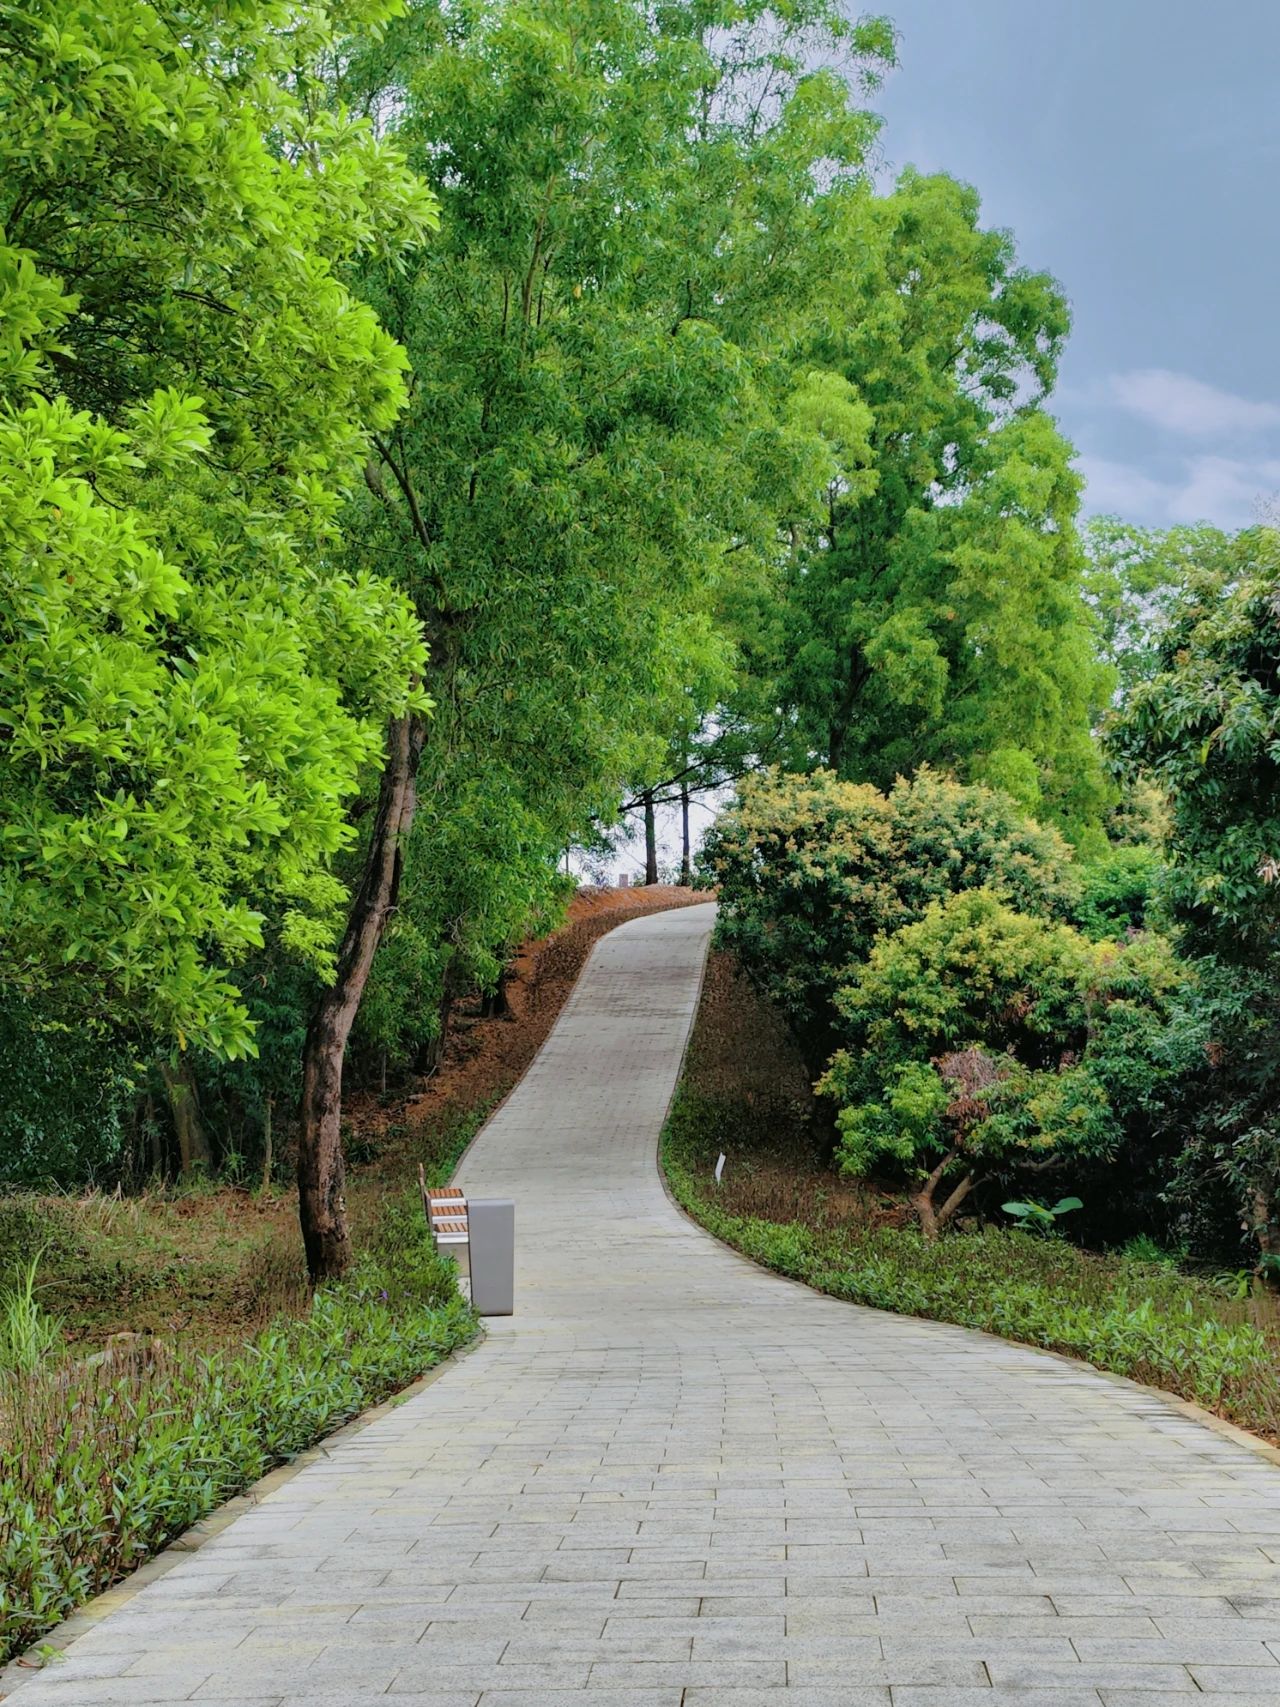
[714, 1153, 726, 1185]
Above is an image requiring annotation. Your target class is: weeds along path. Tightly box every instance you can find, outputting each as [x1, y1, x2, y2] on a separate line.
[10, 902, 1280, 1705]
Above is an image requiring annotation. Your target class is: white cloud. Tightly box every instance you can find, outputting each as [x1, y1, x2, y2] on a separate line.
[1168, 454, 1280, 525]
[1075, 454, 1175, 522]
[1077, 451, 1280, 529]
[1109, 368, 1280, 436]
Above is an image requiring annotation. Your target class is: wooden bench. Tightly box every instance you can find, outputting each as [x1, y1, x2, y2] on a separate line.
[418, 1166, 514, 1315]
[419, 1168, 469, 1251]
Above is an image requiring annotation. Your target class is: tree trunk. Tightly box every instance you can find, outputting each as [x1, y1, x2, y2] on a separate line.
[679, 779, 691, 886]
[480, 963, 512, 1019]
[911, 1151, 973, 1241]
[260, 1096, 273, 1192]
[415, 980, 456, 1077]
[298, 713, 424, 1282]
[1251, 1186, 1280, 1291]
[159, 1059, 213, 1178]
[933, 1170, 978, 1234]
[643, 789, 658, 885]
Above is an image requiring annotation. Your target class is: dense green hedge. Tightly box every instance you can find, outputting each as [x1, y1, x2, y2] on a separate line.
[0, 1198, 475, 1663]
[665, 1087, 1280, 1440]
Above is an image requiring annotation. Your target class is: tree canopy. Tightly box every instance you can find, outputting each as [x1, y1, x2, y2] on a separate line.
[1109, 524, 1280, 1273]
[323, 0, 900, 1084]
[0, 0, 433, 1056]
[747, 170, 1112, 839]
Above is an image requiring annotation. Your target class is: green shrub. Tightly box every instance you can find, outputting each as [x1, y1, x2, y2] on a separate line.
[1120, 1233, 1184, 1267]
[702, 767, 1077, 1067]
[819, 889, 1193, 1233]
[1072, 842, 1162, 939]
[0, 997, 136, 1189]
[0, 1201, 475, 1662]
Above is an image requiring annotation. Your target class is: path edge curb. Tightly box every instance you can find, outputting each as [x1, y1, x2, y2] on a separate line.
[654, 951, 1280, 1479]
[0, 1335, 485, 1698]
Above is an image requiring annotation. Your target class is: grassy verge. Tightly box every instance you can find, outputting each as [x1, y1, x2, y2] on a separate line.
[0, 891, 707, 1666]
[0, 1196, 476, 1664]
[664, 950, 1280, 1445]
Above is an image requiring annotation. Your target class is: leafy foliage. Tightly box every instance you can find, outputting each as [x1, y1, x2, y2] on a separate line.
[817, 889, 1192, 1231]
[1111, 527, 1280, 952]
[703, 767, 1077, 1066]
[0, 996, 136, 1187]
[0, 0, 434, 1055]
[1071, 842, 1162, 939]
[1109, 526, 1280, 1273]
[312, 0, 898, 1094]
[768, 170, 1110, 838]
[351, 780, 574, 1076]
[1002, 1196, 1083, 1235]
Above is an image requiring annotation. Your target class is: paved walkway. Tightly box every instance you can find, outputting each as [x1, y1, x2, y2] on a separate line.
[12, 903, 1280, 1705]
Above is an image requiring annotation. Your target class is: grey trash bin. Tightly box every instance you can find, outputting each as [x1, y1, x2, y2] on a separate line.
[467, 1198, 514, 1316]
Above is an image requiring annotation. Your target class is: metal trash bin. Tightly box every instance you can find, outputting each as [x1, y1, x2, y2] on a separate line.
[467, 1198, 514, 1316]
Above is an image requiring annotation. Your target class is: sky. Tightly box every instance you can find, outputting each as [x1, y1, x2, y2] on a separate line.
[863, 0, 1280, 530]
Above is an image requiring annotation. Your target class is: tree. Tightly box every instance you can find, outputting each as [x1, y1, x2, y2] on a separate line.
[819, 889, 1189, 1236]
[1082, 516, 1217, 693]
[292, 0, 898, 1272]
[615, 635, 743, 887]
[1109, 524, 1280, 1276]
[770, 170, 1111, 839]
[1, 0, 433, 1221]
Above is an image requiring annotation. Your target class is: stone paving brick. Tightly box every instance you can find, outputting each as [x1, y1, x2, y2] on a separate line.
[1188, 1666, 1280, 1691]
[891, 1694, 1102, 1707]
[7, 904, 1280, 1706]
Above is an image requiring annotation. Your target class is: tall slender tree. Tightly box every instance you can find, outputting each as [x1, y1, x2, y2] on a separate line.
[768, 171, 1111, 838]
[297, 0, 897, 1272]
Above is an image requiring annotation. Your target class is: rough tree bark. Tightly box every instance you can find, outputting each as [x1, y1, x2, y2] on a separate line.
[159, 1059, 213, 1178]
[679, 779, 691, 886]
[298, 713, 425, 1281]
[912, 1152, 978, 1241]
[643, 789, 658, 885]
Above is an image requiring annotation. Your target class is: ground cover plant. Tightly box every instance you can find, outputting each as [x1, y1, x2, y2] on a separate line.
[0, 1197, 475, 1665]
[665, 952, 1280, 1443]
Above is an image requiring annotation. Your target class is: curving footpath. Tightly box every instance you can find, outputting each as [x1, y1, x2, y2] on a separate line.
[11, 902, 1280, 1706]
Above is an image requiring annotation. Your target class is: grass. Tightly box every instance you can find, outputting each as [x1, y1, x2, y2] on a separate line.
[664, 950, 1280, 1445]
[0, 1193, 476, 1664]
[0, 891, 703, 1666]
[0, 1095, 500, 1349]
[0, 1105, 490, 1664]
[0, 1257, 62, 1375]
